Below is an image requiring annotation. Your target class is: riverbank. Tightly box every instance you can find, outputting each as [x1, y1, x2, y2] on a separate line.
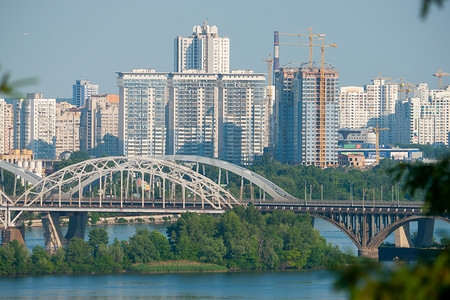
[128, 260, 228, 273]
[21, 214, 179, 228]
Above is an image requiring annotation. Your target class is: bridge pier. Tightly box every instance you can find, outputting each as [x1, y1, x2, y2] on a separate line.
[358, 247, 378, 259]
[1, 227, 25, 246]
[42, 212, 88, 253]
[416, 219, 435, 247]
[394, 223, 414, 248]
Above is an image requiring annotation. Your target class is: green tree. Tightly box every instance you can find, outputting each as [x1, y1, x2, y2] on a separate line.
[30, 245, 53, 274]
[126, 228, 159, 263]
[88, 228, 109, 250]
[65, 237, 93, 273]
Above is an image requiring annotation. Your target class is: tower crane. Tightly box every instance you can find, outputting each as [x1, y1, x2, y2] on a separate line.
[373, 123, 389, 164]
[389, 78, 417, 100]
[433, 67, 450, 90]
[263, 54, 274, 154]
[275, 28, 325, 67]
[286, 38, 337, 168]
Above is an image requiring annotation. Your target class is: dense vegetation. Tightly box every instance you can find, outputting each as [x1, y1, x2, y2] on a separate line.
[0, 207, 347, 276]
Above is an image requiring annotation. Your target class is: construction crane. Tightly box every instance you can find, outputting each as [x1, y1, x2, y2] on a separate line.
[274, 28, 325, 68]
[263, 54, 274, 154]
[373, 123, 389, 164]
[318, 38, 337, 168]
[287, 38, 337, 168]
[389, 78, 416, 100]
[433, 67, 450, 90]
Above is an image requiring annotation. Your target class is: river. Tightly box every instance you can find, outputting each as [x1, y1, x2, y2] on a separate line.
[2, 218, 448, 299]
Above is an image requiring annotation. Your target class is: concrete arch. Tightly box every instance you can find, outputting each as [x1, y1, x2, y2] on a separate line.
[309, 212, 362, 248]
[13, 156, 240, 210]
[156, 155, 297, 202]
[368, 215, 450, 249]
[0, 160, 41, 185]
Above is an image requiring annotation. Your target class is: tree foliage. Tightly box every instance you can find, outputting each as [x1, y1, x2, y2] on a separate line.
[0, 208, 347, 276]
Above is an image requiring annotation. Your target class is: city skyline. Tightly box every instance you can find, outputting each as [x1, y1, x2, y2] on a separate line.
[1, 0, 449, 98]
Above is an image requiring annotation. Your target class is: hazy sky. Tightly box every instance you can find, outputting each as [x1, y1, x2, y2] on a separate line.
[1, 0, 449, 98]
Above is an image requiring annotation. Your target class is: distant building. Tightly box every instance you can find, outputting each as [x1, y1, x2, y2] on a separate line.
[338, 128, 376, 147]
[0, 99, 13, 154]
[167, 71, 266, 165]
[55, 102, 81, 158]
[117, 69, 167, 157]
[80, 94, 119, 156]
[339, 87, 369, 129]
[73, 80, 99, 108]
[394, 84, 450, 146]
[274, 62, 339, 168]
[13, 93, 56, 159]
[175, 21, 230, 73]
[118, 68, 266, 165]
[0, 149, 44, 178]
[338, 153, 365, 168]
[364, 78, 398, 144]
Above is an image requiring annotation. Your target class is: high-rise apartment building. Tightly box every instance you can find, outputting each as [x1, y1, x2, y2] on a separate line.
[275, 62, 339, 167]
[55, 102, 81, 158]
[219, 71, 266, 165]
[167, 73, 218, 157]
[339, 87, 369, 129]
[80, 94, 119, 156]
[0, 99, 14, 154]
[73, 80, 99, 108]
[13, 93, 56, 159]
[118, 68, 266, 165]
[166, 71, 266, 165]
[117, 69, 167, 157]
[175, 22, 230, 73]
[395, 84, 450, 146]
[365, 79, 398, 144]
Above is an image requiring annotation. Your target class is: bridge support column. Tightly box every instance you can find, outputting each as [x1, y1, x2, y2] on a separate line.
[42, 212, 66, 253]
[1, 227, 25, 247]
[358, 247, 378, 259]
[416, 219, 435, 247]
[42, 212, 88, 253]
[394, 223, 414, 248]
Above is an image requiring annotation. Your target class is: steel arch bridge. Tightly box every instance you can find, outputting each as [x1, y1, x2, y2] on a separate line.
[0, 155, 449, 258]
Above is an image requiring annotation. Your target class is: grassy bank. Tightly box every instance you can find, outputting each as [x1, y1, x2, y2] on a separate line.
[129, 260, 228, 273]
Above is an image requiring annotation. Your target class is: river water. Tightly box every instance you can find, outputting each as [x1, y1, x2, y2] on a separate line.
[1, 218, 448, 299]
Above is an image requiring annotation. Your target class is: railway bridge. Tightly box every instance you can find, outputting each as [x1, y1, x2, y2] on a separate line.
[0, 156, 448, 258]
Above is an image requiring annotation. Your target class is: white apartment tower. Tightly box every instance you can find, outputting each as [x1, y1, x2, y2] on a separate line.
[175, 22, 230, 73]
[117, 69, 167, 157]
[55, 102, 81, 158]
[0, 99, 14, 154]
[365, 78, 398, 144]
[73, 80, 99, 108]
[395, 84, 450, 146]
[80, 94, 119, 156]
[13, 93, 56, 159]
[166, 71, 266, 165]
[339, 87, 369, 129]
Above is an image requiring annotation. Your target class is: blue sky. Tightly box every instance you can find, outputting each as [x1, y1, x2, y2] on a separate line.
[1, 0, 449, 98]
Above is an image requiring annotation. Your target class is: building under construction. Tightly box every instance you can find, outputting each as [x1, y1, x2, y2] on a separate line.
[274, 62, 339, 167]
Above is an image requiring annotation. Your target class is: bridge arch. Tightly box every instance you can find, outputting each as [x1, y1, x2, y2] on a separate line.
[156, 155, 297, 202]
[368, 215, 450, 249]
[13, 156, 240, 210]
[0, 160, 41, 185]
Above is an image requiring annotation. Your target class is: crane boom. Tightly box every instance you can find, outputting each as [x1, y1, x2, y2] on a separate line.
[433, 67, 450, 90]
